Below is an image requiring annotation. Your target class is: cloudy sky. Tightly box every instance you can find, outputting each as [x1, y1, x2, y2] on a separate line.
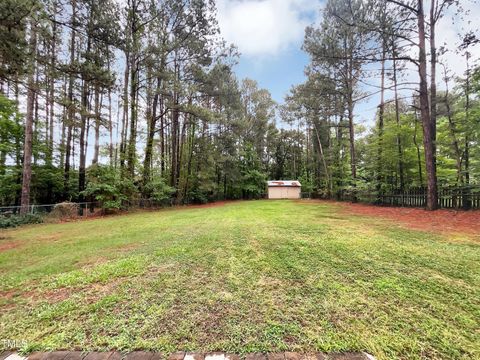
[217, 0, 317, 103]
[216, 0, 480, 128]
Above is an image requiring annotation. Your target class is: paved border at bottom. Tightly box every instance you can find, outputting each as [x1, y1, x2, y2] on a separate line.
[0, 351, 376, 360]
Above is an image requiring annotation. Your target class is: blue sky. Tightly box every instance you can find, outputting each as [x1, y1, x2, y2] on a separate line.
[233, 48, 310, 104]
[217, 0, 318, 101]
[217, 0, 480, 130]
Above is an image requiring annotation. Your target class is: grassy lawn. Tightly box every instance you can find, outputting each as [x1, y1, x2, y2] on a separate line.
[1, 200, 479, 359]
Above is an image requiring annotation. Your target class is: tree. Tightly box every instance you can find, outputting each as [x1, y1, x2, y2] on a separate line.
[0, 0, 478, 212]
[20, 16, 37, 214]
[303, 0, 372, 200]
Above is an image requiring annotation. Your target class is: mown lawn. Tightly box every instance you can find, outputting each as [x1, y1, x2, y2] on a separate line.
[0, 200, 479, 359]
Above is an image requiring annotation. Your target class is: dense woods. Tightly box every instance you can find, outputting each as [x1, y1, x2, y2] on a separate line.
[0, 0, 478, 213]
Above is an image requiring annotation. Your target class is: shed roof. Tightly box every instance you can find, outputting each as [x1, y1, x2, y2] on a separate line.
[267, 180, 301, 187]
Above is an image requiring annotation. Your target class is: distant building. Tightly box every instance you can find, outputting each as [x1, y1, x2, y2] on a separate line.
[267, 180, 301, 199]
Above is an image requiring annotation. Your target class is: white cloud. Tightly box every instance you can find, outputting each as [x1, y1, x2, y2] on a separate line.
[216, 0, 318, 58]
[436, 2, 480, 78]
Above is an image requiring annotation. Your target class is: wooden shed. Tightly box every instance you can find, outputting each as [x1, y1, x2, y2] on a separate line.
[267, 180, 302, 199]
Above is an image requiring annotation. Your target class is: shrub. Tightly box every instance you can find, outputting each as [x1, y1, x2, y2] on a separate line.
[47, 202, 79, 219]
[186, 187, 209, 204]
[143, 178, 175, 204]
[82, 164, 138, 211]
[0, 213, 43, 229]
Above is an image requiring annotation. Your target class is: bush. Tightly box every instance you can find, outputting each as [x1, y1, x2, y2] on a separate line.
[143, 178, 175, 204]
[186, 187, 209, 204]
[48, 202, 79, 219]
[82, 164, 138, 211]
[0, 213, 43, 229]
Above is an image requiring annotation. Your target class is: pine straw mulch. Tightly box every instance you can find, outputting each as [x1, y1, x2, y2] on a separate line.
[302, 199, 480, 238]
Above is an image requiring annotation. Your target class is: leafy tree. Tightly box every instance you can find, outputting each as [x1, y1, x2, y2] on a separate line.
[82, 165, 136, 210]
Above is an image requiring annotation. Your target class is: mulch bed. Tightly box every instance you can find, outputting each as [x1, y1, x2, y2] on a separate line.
[335, 200, 480, 236]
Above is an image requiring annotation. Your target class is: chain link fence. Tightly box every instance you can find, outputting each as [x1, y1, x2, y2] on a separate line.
[0, 202, 100, 216]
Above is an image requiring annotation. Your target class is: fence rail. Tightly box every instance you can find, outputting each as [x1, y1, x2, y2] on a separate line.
[0, 202, 99, 215]
[336, 185, 480, 209]
[0, 200, 174, 216]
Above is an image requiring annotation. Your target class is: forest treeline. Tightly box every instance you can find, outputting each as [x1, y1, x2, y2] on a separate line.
[0, 0, 479, 212]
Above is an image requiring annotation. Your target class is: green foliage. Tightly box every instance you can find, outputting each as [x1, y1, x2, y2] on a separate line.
[0, 94, 23, 205]
[186, 169, 220, 204]
[1, 0, 478, 213]
[186, 187, 209, 204]
[82, 165, 137, 210]
[239, 144, 267, 199]
[31, 165, 65, 204]
[0, 0, 32, 78]
[361, 103, 426, 192]
[0, 94, 22, 158]
[0, 170, 21, 206]
[0, 213, 43, 229]
[143, 178, 175, 203]
[299, 170, 314, 194]
[241, 169, 267, 198]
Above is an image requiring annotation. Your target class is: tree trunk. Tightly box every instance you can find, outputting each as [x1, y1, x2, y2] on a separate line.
[78, 79, 88, 213]
[312, 120, 330, 195]
[106, 47, 114, 165]
[170, 57, 179, 189]
[127, 59, 138, 177]
[92, 83, 101, 165]
[59, 75, 67, 169]
[392, 42, 405, 191]
[413, 111, 423, 187]
[376, 40, 386, 197]
[20, 20, 38, 214]
[143, 76, 161, 189]
[170, 100, 179, 188]
[464, 52, 471, 209]
[64, 0, 76, 199]
[347, 99, 356, 179]
[78, 38, 91, 215]
[430, 0, 437, 169]
[345, 36, 357, 195]
[108, 87, 113, 165]
[417, 0, 437, 210]
[48, 12, 57, 166]
[442, 67, 462, 184]
[119, 51, 129, 172]
[160, 96, 165, 174]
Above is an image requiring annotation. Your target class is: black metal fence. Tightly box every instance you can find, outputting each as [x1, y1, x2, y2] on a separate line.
[335, 185, 480, 210]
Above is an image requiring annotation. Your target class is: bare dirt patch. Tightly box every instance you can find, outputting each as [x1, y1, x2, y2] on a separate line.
[114, 242, 141, 253]
[0, 233, 64, 253]
[27, 287, 74, 303]
[1, 278, 124, 310]
[0, 240, 20, 252]
[0, 288, 19, 300]
[299, 199, 480, 237]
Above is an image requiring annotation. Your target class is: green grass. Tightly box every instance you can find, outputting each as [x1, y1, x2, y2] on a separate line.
[0, 200, 479, 359]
